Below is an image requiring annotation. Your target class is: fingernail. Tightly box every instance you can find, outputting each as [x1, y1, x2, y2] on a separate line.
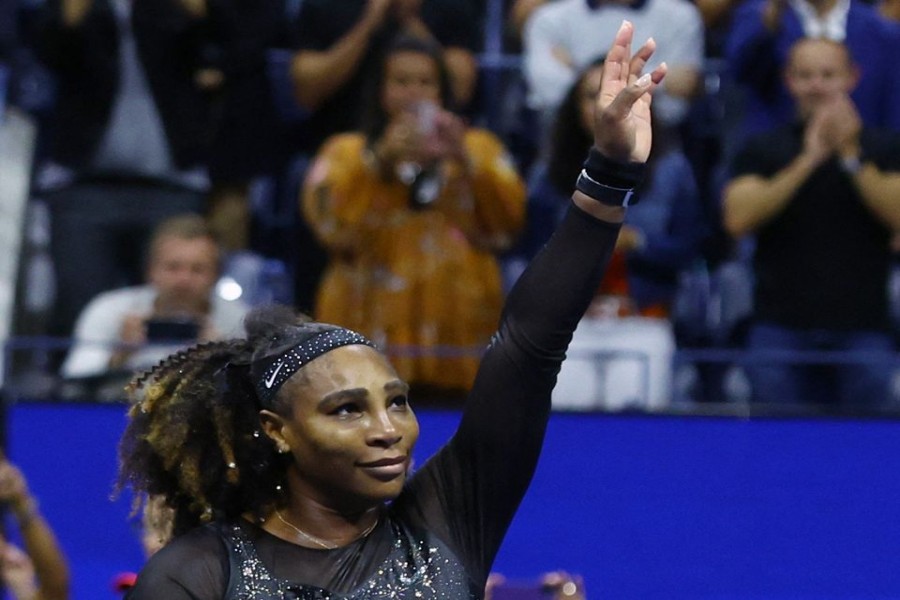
[636, 73, 651, 87]
[621, 19, 632, 30]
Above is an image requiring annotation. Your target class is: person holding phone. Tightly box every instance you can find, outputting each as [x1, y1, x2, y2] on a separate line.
[61, 213, 248, 381]
[119, 20, 667, 598]
[302, 34, 526, 396]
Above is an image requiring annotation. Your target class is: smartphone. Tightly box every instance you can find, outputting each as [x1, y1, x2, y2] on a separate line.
[145, 318, 200, 342]
[415, 100, 438, 137]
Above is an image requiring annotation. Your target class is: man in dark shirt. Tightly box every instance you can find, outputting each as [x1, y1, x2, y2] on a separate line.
[722, 37, 900, 407]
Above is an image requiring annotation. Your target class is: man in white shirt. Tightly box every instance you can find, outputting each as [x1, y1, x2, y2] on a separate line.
[523, 0, 704, 127]
[62, 214, 248, 378]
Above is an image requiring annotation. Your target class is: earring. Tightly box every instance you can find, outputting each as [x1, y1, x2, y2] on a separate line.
[278, 444, 290, 454]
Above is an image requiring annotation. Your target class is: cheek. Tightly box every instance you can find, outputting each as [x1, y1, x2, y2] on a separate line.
[423, 85, 441, 104]
[402, 413, 420, 448]
[382, 84, 404, 116]
[292, 433, 357, 476]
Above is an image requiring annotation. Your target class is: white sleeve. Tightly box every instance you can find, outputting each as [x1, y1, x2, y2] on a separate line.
[61, 296, 122, 378]
[522, 3, 578, 111]
[661, 3, 705, 71]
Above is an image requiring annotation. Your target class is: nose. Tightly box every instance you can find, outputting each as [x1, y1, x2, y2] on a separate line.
[366, 410, 402, 448]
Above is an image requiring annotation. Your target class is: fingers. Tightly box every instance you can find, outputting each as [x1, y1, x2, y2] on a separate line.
[628, 37, 656, 84]
[601, 21, 664, 106]
[601, 20, 634, 92]
[605, 61, 666, 120]
[649, 61, 667, 85]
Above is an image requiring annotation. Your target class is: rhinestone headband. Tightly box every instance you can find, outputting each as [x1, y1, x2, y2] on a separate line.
[254, 327, 376, 406]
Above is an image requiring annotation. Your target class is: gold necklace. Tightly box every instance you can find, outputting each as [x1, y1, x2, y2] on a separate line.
[275, 510, 378, 550]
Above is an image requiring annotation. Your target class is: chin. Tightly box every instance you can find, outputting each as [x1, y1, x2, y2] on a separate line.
[371, 479, 408, 504]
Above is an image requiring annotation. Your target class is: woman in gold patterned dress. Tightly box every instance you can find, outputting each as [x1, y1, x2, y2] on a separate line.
[302, 35, 526, 393]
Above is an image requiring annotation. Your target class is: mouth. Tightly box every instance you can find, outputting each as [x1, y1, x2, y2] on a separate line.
[358, 456, 408, 480]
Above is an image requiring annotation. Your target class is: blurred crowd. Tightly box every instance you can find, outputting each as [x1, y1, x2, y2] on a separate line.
[1, 0, 899, 411]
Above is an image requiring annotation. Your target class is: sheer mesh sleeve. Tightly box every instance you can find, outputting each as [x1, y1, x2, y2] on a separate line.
[398, 202, 623, 586]
[127, 525, 228, 600]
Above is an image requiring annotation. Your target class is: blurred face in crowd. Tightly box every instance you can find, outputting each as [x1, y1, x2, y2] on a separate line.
[784, 39, 859, 120]
[578, 64, 604, 135]
[147, 234, 219, 316]
[380, 50, 442, 118]
[262, 345, 419, 512]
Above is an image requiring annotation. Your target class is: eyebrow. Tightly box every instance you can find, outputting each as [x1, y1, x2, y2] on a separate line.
[319, 380, 409, 407]
[384, 380, 410, 395]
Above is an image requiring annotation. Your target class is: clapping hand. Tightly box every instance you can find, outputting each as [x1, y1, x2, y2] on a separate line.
[802, 94, 861, 165]
[593, 20, 667, 164]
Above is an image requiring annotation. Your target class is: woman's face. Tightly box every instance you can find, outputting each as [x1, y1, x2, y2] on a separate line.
[578, 65, 604, 135]
[381, 50, 442, 118]
[264, 345, 419, 512]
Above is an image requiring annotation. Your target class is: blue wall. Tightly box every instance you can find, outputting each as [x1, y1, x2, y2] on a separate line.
[7, 403, 900, 599]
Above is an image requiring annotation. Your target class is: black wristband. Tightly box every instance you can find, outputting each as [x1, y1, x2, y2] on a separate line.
[576, 149, 644, 207]
[583, 147, 645, 189]
[576, 170, 636, 207]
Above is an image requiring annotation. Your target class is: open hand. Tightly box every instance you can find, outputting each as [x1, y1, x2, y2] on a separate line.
[593, 20, 667, 163]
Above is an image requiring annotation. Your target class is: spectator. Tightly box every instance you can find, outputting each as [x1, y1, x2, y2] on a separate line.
[0, 454, 69, 600]
[522, 0, 704, 129]
[34, 0, 219, 338]
[61, 214, 248, 380]
[724, 0, 900, 147]
[289, 0, 481, 156]
[302, 34, 525, 395]
[286, 0, 483, 313]
[722, 38, 900, 408]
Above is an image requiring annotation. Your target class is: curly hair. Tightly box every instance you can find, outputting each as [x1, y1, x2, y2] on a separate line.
[116, 305, 320, 537]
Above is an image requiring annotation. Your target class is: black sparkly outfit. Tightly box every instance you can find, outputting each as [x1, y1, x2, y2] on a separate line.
[127, 204, 622, 600]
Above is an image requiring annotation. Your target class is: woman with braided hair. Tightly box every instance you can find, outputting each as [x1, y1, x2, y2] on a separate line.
[119, 21, 667, 599]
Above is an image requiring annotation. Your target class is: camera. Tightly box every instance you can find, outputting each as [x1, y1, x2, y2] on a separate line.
[145, 317, 200, 342]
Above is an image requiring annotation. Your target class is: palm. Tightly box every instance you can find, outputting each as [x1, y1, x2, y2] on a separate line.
[593, 21, 665, 164]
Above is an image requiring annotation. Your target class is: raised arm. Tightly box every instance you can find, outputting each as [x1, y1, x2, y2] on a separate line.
[410, 21, 668, 586]
[0, 459, 70, 600]
[289, 0, 391, 110]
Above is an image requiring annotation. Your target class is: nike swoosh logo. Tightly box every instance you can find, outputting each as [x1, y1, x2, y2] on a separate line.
[264, 362, 285, 389]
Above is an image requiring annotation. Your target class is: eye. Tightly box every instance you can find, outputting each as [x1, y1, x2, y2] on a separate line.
[331, 403, 361, 417]
[389, 395, 409, 410]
